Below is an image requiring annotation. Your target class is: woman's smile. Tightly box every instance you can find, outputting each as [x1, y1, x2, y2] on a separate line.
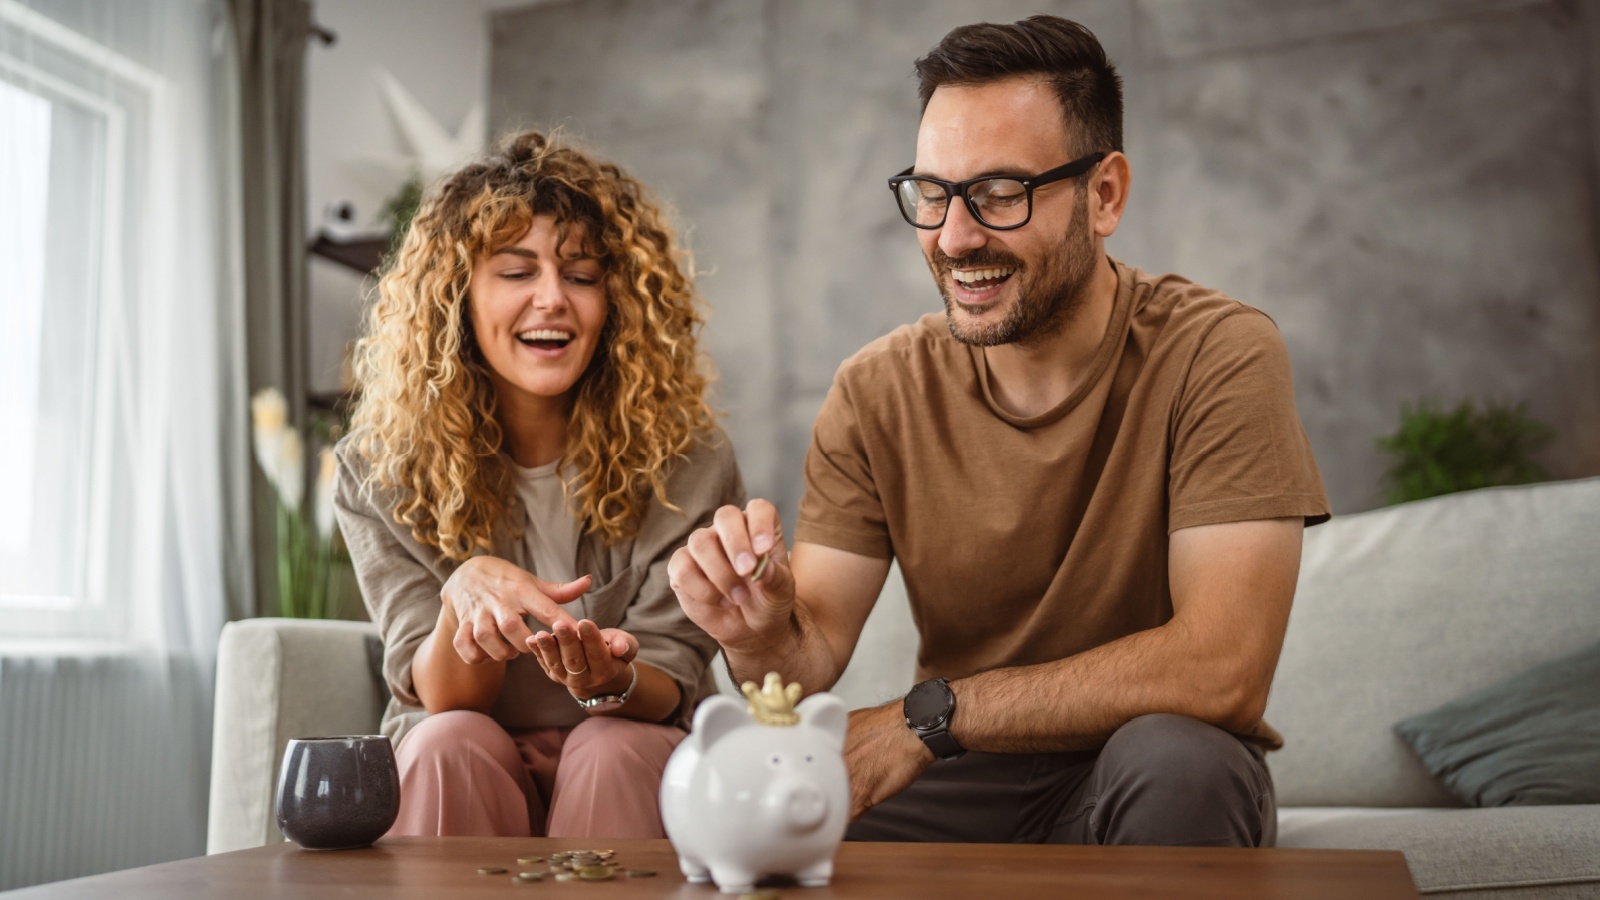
[470, 214, 609, 406]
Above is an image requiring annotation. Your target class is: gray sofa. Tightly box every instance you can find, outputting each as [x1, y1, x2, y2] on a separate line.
[208, 478, 1600, 897]
[1266, 476, 1600, 898]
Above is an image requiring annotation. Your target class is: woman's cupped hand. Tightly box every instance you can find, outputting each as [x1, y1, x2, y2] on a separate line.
[438, 556, 638, 691]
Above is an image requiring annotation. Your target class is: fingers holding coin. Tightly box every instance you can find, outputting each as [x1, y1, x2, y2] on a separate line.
[742, 499, 783, 561]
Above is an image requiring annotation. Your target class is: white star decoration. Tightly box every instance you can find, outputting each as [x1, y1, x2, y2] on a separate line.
[366, 66, 485, 184]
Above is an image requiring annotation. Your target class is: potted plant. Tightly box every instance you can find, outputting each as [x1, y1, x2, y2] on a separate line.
[1375, 399, 1555, 505]
[251, 388, 346, 618]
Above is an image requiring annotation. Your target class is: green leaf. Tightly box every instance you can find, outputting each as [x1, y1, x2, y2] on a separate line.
[1375, 399, 1555, 505]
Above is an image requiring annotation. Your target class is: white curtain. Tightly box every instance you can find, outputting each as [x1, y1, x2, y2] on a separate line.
[0, 0, 248, 888]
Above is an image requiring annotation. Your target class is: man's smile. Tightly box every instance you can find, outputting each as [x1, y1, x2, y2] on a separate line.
[948, 266, 1016, 305]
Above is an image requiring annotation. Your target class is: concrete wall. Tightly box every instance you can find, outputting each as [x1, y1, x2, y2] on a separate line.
[490, 0, 1600, 517]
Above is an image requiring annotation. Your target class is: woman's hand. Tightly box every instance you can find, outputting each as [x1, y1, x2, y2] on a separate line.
[528, 619, 640, 699]
[439, 556, 592, 664]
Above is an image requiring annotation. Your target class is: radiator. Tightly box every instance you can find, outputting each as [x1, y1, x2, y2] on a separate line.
[0, 649, 210, 890]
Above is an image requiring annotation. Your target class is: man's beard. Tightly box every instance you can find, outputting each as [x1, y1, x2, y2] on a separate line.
[930, 199, 1097, 348]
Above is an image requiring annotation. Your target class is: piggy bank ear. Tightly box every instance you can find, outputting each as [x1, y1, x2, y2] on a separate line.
[692, 694, 749, 748]
[795, 693, 847, 748]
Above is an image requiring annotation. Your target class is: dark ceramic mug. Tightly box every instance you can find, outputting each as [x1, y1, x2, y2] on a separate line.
[275, 735, 400, 850]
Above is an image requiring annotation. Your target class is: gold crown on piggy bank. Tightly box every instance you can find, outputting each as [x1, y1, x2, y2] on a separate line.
[741, 672, 802, 727]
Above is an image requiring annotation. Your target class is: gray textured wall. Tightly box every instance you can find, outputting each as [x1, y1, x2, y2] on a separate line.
[490, 0, 1600, 518]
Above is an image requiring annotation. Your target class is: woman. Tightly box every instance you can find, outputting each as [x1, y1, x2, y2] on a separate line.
[335, 131, 741, 838]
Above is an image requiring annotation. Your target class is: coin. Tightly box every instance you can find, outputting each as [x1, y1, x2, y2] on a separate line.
[576, 865, 615, 881]
[625, 869, 657, 878]
[751, 550, 772, 581]
[554, 872, 577, 882]
[477, 867, 507, 875]
[517, 856, 544, 865]
[518, 872, 545, 881]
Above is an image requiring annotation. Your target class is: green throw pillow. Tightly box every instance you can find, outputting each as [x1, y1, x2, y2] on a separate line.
[1394, 640, 1600, 807]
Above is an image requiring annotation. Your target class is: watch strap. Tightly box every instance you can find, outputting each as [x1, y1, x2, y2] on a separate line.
[918, 727, 965, 761]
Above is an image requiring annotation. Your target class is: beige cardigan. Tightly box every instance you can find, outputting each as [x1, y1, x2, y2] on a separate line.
[333, 429, 744, 747]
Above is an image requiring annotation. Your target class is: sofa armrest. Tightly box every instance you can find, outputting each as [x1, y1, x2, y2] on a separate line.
[205, 618, 386, 854]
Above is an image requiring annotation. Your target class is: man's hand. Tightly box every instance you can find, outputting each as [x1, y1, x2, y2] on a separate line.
[844, 702, 935, 821]
[668, 500, 795, 655]
[439, 556, 591, 664]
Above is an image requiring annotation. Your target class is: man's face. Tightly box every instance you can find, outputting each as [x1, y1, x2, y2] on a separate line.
[914, 76, 1099, 347]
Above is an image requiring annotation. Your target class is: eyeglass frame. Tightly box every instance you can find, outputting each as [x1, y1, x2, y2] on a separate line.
[887, 151, 1108, 231]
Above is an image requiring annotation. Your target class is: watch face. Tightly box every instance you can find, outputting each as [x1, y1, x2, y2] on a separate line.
[904, 679, 951, 729]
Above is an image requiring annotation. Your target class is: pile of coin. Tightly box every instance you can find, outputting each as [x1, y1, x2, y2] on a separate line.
[476, 849, 662, 885]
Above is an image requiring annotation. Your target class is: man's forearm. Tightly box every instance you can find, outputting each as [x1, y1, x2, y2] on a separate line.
[948, 518, 1302, 753]
[947, 623, 1265, 753]
[722, 602, 846, 696]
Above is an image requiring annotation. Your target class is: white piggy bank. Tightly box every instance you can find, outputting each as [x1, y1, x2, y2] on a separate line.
[660, 679, 849, 893]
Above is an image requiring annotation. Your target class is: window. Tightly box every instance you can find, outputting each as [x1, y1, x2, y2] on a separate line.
[0, 4, 156, 637]
[0, 79, 53, 593]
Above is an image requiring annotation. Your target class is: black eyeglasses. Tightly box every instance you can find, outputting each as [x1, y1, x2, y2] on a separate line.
[887, 152, 1107, 230]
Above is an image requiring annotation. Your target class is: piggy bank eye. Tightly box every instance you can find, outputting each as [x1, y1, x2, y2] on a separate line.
[769, 754, 781, 766]
[805, 754, 814, 763]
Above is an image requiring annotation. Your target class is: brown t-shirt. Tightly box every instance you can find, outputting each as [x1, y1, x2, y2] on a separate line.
[796, 258, 1330, 749]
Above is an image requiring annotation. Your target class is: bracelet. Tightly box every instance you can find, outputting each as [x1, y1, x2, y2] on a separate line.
[569, 661, 638, 713]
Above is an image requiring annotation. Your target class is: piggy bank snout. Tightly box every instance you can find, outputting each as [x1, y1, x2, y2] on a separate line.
[764, 777, 829, 832]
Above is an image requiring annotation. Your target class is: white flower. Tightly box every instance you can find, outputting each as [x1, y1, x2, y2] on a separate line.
[276, 429, 305, 513]
[315, 446, 338, 542]
[250, 388, 289, 491]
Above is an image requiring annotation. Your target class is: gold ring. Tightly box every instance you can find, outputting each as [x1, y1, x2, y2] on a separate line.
[564, 662, 588, 675]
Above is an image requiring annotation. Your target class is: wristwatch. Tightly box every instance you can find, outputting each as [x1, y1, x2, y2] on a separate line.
[570, 662, 638, 713]
[903, 677, 965, 761]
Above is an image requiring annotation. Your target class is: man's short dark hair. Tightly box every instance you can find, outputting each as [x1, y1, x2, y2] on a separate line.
[914, 15, 1123, 155]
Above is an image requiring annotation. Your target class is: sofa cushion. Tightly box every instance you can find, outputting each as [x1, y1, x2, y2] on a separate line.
[1395, 640, 1600, 807]
[206, 618, 385, 854]
[1277, 805, 1600, 898]
[1265, 477, 1600, 808]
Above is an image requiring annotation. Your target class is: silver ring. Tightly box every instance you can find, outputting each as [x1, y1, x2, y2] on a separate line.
[564, 661, 588, 675]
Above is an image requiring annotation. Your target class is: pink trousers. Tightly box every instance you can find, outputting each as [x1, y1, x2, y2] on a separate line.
[387, 710, 685, 838]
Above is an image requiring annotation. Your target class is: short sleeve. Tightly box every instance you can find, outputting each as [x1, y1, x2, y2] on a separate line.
[1167, 309, 1330, 532]
[795, 371, 893, 559]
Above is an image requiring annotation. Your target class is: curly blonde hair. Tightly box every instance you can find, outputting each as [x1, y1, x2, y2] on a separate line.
[349, 131, 716, 560]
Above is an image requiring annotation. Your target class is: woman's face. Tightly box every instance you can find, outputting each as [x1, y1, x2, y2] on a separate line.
[468, 214, 609, 408]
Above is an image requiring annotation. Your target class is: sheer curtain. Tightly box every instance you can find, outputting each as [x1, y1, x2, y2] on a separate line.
[0, 0, 248, 888]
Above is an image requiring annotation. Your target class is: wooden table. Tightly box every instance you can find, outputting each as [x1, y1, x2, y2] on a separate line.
[5, 837, 1419, 899]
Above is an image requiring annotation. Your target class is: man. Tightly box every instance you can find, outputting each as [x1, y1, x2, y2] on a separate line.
[668, 15, 1329, 847]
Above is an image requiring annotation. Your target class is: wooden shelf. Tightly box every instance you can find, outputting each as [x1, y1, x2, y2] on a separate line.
[308, 233, 389, 275]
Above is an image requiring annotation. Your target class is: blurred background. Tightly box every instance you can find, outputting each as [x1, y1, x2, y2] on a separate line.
[309, 0, 1600, 521]
[2, 0, 1598, 890]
